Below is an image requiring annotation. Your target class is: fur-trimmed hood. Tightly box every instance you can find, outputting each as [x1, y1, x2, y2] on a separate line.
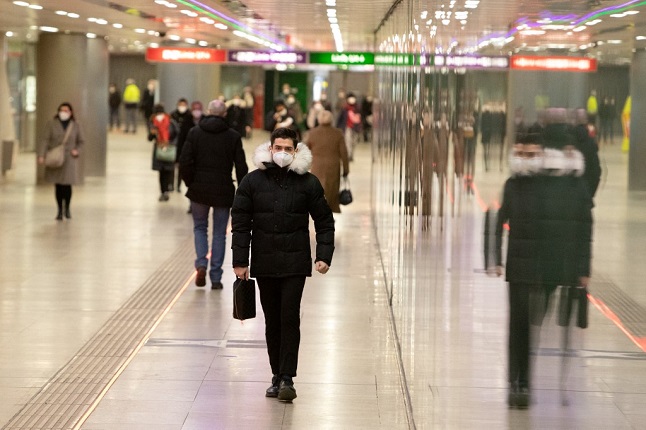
[252, 141, 312, 175]
[509, 147, 585, 177]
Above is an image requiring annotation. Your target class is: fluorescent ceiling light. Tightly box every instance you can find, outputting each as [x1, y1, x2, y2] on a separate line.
[96, 19, 108, 25]
[6, 31, 14, 37]
[13, 1, 29, 6]
[214, 23, 227, 30]
[169, 35, 181, 40]
[198, 40, 208, 46]
[28, 4, 42, 9]
[113, 23, 123, 28]
[134, 28, 146, 33]
[86, 33, 97, 38]
[586, 19, 602, 26]
[55, 10, 67, 15]
[185, 38, 196, 44]
[573, 26, 586, 32]
[607, 39, 622, 44]
[67, 13, 79, 18]
[637, 36, 646, 40]
[39, 26, 59, 32]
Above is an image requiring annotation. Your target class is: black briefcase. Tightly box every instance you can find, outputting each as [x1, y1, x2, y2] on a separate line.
[233, 278, 256, 321]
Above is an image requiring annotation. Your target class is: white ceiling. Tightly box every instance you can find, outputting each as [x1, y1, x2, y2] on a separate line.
[0, 0, 644, 63]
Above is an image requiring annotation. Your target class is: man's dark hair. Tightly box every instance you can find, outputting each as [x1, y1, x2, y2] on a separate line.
[270, 127, 298, 146]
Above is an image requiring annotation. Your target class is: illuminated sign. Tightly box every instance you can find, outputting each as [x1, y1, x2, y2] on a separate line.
[434, 55, 509, 69]
[228, 50, 307, 64]
[510, 56, 597, 72]
[309, 52, 375, 65]
[374, 53, 421, 66]
[145, 47, 226, 63]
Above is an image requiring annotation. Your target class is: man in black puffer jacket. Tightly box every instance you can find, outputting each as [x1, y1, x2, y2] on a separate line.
[231, 127, 335, 402]
[180, 99, 248, 290]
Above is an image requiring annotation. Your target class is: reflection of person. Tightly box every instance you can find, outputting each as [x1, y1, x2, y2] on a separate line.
[231, 128, 335, 402]
[305, 110, 349, 213]
[180, 100, 248, 289]
[108, 83, 121, 131]
[495, 138, 543, 409]
[122, 78, 140, 133]
[148, 104, 176, 202]
[37, 102, 85, 220]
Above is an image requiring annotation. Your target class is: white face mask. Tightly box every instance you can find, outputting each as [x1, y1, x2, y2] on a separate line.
[509, 155, 527, 176]
[177, 105, 187, 114]
[58, 111, 71, 121]
[155, 113, 165, 122]
[525, 156, 543, 173]
[272, 151, 294, 168]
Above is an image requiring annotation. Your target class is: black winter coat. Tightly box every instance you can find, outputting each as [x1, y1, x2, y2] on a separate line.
[171, 109, 194, 162]
[572, 124, 601, 198]
[231, 143, 334, 278]
[179, 115, 248, 207]
[537, 174, 593, 285]
[495, 176, 542, 284]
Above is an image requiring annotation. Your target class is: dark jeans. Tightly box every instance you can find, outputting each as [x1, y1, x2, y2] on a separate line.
[508, 282, 537, 387]
[159, 170, 173, 194]
[55, 184, 72, 210]
[257, 276, 306, 377]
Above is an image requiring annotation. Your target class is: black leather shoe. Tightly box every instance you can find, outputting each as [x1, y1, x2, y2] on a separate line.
[278, 377, 297, 402]
[211, 282, 223, 290]
[265, 375, 280, 398]
[56, 211, 63, 221]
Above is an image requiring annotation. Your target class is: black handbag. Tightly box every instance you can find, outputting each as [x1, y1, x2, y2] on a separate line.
[339, 177, 353, 205]
[233, 278, 256, 321]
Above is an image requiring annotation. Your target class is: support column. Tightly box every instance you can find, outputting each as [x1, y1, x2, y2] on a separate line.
[0, 35, 17, 177]
[628, 50, 646, 190]
[157, 63, 221, 111]
[36, 33, 108, 183]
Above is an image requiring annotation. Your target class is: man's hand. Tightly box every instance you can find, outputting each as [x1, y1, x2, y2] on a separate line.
[315, 261, 329, 274]
[234, 266, 249, 280]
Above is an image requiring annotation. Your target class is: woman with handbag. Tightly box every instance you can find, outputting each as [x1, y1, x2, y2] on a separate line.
[305, 110, 350, 213]
[37, 102, 84, 220]
[149, 104, 177, 202]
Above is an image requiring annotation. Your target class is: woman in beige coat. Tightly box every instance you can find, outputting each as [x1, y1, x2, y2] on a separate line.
[37, 102, 85, 220]
[305, 110, 349, 213]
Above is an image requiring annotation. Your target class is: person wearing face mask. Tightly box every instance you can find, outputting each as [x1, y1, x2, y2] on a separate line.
[180, 100, 248, 290]
[285, 94, 304, 130]
[37, 102, 85, 220]
[141, 79, 157, 133]
[170, 98, 194, 193]
[494, 135, 545, 408]
[148, 104, 177, 202]
[225, 94, 248, 138]
[305, 110, 350, 213]
[108, 83, 121, 132]
[306, 100, 324, 129]
[264, 100, 300, 140]
[190, 101, 204, 126]
[231, 128, 334, 402]
[335, 93, 362, 161]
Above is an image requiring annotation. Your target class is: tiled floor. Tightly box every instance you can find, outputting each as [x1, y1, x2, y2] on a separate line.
[1, 129, 645, 429]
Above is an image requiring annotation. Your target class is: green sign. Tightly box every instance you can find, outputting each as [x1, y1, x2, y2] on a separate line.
[309, 52, 374, 65]
[374, 53, 427, 66]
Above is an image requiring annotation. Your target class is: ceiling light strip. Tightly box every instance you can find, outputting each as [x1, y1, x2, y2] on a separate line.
[178, 0, 285, 48]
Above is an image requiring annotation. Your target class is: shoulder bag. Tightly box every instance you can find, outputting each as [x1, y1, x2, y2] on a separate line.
[339, 176, 353, 206]
[45, 122, 74, 168]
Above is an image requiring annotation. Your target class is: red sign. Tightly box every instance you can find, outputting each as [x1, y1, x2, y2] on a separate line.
[511, 56, 597, 72]
[146, 47, 226, 63]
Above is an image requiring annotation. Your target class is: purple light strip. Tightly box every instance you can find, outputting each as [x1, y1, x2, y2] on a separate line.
[185, 0, 285, 46]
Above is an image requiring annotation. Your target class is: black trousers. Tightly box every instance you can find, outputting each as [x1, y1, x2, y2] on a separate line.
[55, 184, 72, 211]
[159, 170, 173, 194]
[257, 276, 306, 377]
[508, 282, 534, 387]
